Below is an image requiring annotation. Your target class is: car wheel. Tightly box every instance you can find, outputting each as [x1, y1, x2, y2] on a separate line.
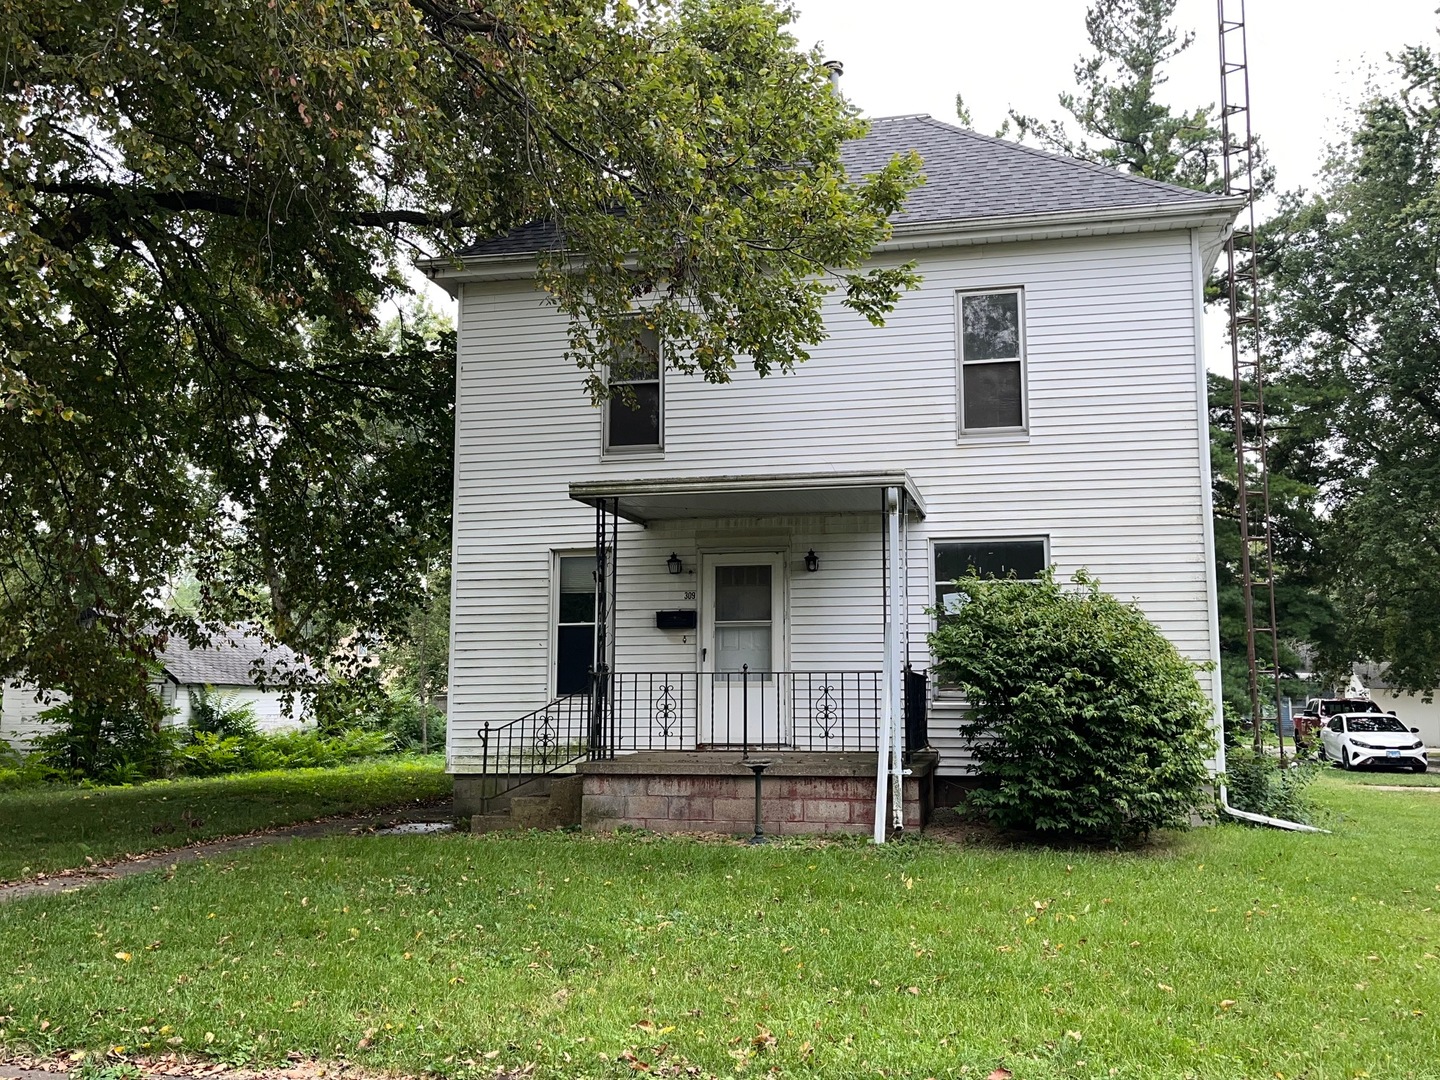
[1341, 747, 1353, 770]
[1413, 759, 1429, 774]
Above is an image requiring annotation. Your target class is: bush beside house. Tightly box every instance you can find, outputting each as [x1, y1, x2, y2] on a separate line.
[930, 570, 1216, 843]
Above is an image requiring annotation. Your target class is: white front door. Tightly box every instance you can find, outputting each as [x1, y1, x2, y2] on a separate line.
[699, 552, 786, 746]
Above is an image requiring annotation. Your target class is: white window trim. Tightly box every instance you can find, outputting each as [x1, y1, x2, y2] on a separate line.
[549, 548, 598, 700]
[956, 286, 1028, 437]
[602, 325, 665, 456]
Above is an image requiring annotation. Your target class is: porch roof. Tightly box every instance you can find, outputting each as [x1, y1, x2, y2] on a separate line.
[569, 471, 926, 525]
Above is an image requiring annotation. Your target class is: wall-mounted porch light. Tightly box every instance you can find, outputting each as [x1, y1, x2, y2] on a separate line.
[804, 549, 820, 573]
[666, 552, 683, 575]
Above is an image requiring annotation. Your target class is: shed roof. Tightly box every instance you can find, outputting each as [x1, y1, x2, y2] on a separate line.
[456, 114, 1233, 259]
[159, 626, 313, 688]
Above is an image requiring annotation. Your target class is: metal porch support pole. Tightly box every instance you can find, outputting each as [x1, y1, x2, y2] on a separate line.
[874, 488, 894, 845]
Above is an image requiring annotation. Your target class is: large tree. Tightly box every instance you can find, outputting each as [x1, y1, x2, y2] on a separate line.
[1264, 40, 1440, 693]
[1207, 371, 1340, 727]
[0, 0, 920, 704]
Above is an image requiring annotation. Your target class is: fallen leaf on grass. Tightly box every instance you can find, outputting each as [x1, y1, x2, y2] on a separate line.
[1219, 999, 1236, 1009]
[987, 1069, 1013, 1080]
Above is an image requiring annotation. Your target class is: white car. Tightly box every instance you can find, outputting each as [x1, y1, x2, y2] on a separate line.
[1319, 713, 1428, 772]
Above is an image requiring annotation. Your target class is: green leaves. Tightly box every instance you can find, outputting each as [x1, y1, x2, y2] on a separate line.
[928, 570, 1216, 843]
[1261, 40, 1440, 692]
[0, 0, 920, 705]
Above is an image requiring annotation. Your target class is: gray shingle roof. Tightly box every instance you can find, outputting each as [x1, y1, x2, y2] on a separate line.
[457, 113, 1227, 258]
[159, 626, 312, 687]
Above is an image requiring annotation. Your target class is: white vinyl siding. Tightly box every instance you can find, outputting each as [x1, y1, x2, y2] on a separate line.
[448, 229, 1216, 775]
[0, 682, 63, 749]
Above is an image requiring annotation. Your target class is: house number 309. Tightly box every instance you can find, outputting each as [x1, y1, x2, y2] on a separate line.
[683, 590, 696, 600]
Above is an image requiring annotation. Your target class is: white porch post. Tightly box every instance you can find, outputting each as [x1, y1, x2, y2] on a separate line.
[875, 485, 906, 843]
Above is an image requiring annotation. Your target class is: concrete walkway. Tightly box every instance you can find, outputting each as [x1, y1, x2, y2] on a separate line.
[0, 806, 453, 904]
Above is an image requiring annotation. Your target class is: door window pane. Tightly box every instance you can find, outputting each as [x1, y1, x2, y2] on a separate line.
[962, 361, 1023, 429]
[715, 625, 772, 674]
[714, 565, 772, 621]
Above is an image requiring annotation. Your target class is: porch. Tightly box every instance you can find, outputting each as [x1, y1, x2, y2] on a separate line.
[463, 470, 936, 841]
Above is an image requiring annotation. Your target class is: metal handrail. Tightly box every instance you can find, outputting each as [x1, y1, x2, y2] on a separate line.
[476, 690, 592, 813]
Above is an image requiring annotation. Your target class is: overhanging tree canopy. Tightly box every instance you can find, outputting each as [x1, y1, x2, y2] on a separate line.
[0, 0, 921, 704]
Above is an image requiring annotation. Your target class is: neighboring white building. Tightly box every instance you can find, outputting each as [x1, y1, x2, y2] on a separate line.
[1, 626, 312, 748]
[1353, 664, 1440, 748]
[427, 115, 1242, 834]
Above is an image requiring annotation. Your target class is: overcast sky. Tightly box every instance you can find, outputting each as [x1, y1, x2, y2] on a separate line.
[791, 0, 1437, 194]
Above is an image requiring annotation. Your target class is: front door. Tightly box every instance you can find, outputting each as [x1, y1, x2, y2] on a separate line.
[699, 552, 786, 746]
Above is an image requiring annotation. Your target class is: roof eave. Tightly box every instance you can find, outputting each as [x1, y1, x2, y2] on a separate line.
[420, 197, 1246, 287]
[876, 197, 1246, 253]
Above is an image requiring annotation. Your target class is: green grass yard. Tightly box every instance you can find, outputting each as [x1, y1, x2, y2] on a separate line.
[0, 756, 451, 881]
[1, 775, 1437, 1079]
[1328, 765, 1440, 788]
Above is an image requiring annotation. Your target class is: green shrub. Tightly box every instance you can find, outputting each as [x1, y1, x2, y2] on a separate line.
[188, 688, 259, 739]
[928, 569, 1216, 844]
[1224, 745, 1321, 824]
[371, 693, 445, 751]
[176, 731, 248, 776]
[0, 736, 55, 790]
[31, 699, 183, 784]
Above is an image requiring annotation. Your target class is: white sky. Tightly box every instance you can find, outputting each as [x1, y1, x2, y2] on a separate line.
[791, 0, 1436, 195]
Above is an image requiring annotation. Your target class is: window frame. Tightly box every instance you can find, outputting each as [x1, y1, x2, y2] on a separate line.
[956, 286, 1028, 436]
[929, 536, 1049, 693]
[550, 549, 598, 699]
[931, 536, 1050, 611]
[602, 322, 665, 456]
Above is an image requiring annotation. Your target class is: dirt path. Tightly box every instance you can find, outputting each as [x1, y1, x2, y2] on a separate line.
[0, 807, 454, 904]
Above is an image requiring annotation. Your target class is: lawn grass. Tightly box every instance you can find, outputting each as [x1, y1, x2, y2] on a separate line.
[0, 756, 451, 882]
[1327, 765, 1440, 788]
[3, 776, 1438, 1079]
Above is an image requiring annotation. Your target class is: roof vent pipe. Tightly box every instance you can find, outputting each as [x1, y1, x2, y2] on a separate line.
[822, 59, 843, 93]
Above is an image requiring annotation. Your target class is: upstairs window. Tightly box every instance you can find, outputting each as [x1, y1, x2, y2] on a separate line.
[958, 289, 1026, 433]
[605, 325, 663, 452]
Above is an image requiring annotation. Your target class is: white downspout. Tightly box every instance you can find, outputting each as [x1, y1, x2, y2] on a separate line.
[874, 488, 895, 844]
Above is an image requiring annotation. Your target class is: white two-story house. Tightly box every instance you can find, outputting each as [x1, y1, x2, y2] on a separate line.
[428, 114, 1241, 840]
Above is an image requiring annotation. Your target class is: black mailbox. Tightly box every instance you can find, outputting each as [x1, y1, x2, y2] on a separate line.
[655, 609, 698, 630]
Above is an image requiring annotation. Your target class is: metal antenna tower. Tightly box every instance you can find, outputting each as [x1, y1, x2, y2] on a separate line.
[1217, 0, 1286, 762]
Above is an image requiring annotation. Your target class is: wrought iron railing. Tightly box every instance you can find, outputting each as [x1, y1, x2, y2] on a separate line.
[476, 692, 591, 812]
[477, 668, 926, 809]
[600, 669, 884, 756]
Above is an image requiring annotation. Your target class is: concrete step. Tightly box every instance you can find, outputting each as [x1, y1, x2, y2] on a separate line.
[470, 775, 582, 834]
